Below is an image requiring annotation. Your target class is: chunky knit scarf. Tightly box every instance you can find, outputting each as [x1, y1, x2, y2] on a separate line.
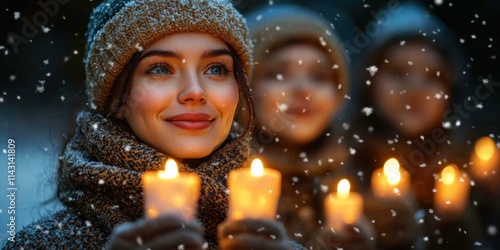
[5, 111, 249, 249]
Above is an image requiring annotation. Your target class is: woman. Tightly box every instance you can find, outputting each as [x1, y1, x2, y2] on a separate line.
[348, 2, 488, 249]
[244, 4, 376, 250]
[2, 0, 303, 249]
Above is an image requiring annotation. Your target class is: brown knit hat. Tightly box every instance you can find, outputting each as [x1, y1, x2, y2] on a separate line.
[84, 0, 253, 114]
[245, 4, 349, 100]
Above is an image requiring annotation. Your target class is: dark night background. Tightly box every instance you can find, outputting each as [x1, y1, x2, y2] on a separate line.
[1, 0, 499, 245]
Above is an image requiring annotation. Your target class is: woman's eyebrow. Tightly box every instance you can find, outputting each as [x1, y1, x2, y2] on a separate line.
[139, 50, 183, 61]
[139, 48, 231, 62]
[202, 48, 232, 59]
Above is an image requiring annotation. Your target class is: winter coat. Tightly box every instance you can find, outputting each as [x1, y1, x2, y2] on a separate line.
[2, 111, 250, 249]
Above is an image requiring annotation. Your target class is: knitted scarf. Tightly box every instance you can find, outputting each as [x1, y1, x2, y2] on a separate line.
[58, 111, 250, 248]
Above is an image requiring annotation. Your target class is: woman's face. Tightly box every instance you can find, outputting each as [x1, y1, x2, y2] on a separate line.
[123, 33, 239, 159]
[252, 44, 337, 145]
[372, 42, 451, 137]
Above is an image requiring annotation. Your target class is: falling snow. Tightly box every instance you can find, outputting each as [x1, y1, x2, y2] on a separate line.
[276, 102, 288, 112]
[366, 65, 378, 76]
[362, 107, 373, 116]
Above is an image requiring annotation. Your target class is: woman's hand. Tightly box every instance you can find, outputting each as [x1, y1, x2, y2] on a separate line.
[218, 218, 300, 250]
[106, 214, 205, 250]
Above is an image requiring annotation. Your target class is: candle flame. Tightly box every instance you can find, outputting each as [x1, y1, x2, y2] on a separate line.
[159, 159, 178, 179]
[337, 179, 350, 199]
[475, 136, 496, 161]
[251, 158, 264, 177]
[442, 164, 457, 185]
[383, 158, 401, 185]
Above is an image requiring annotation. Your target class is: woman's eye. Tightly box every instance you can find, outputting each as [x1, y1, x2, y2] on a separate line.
[146, 64, 171, 75]
[206, 64, 230, 76]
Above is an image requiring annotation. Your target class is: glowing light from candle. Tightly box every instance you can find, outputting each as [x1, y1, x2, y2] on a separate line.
[442, 164, 457, 185]
[337, 179, 350, 199]
[383, 158, 401, 185]
[251, 158, 264, 177]
[475, 137, 496, 161]
[159, 159, 179, 179]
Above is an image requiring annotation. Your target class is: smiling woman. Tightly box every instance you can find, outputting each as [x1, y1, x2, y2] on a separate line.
[1, 0, 305, 250]
[119, 33, 240, 159]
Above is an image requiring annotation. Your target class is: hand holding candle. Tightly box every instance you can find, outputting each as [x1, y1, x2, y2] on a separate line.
[434, 164, 470, 218]
[227, 158, 281, 220]
[142, 159, 201, 219]
[325, 179, 363, 233]
[371, 158, 410, 197]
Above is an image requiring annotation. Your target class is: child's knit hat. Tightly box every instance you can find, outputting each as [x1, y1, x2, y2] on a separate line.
[84, 0, 253, 114]
[245, 4, 349, 100]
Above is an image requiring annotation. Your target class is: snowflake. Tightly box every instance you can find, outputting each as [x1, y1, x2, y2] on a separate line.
[362, 107, 373, 116]
[391, 209, 397, 217]
[487, 225, 497, 235]
[276, 74, 283, 81]
[276, 102, 288, 112]
[136, 236, 143, 245]
[349, 147, 356, 155]
[135, 43, 143, 51]
[366, 65, 378, 76]
[14, 12, 20, 19]
[319, 36, 326, 46]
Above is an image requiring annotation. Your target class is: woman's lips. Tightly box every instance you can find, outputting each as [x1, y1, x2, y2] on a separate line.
[166, 113, 214, 130]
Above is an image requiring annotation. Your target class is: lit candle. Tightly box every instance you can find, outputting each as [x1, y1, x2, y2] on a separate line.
[371, 158, 410, 197]
[228, 158, 281, 220]
[325, 179, 363, 233]
[470, 136, 499, 179]
[434, 164, 470, 218]
[142, 159, 201, 219]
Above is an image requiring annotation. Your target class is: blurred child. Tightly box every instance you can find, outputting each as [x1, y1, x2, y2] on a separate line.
[348, 2, 490, 249]
[245, 4, 376, 249]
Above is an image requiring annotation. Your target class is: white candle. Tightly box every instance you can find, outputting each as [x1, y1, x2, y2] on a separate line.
[434, 164, 470, 218]
[142, 159, 201, 219]
[325, 179, 363, 233]
[470, 136, 499, 179]
[371, 158, 410, 197]
[228, 158, 281, 220]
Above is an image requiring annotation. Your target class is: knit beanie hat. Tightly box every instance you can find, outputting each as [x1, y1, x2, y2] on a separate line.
[84, 0, 253, 114]
[245, 4, 349, 98]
